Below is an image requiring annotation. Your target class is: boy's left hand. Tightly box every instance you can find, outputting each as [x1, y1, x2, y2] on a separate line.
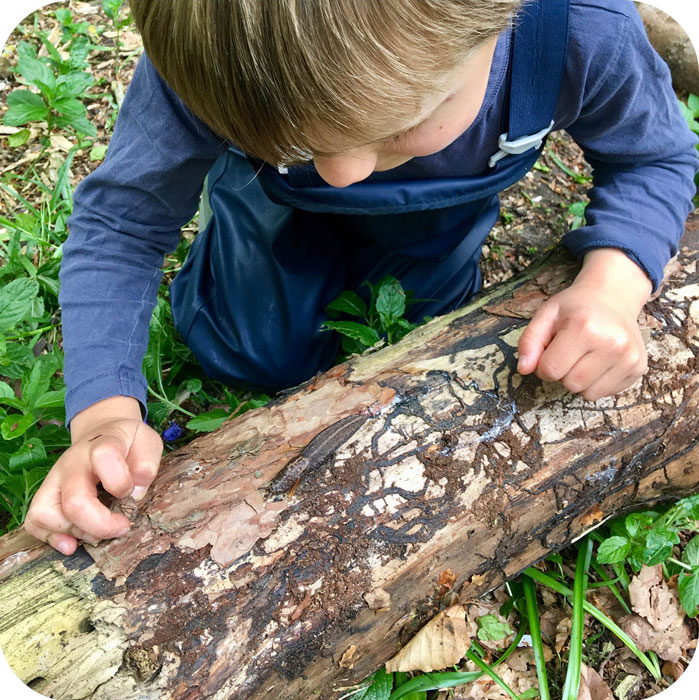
[516, 248, 653, 401]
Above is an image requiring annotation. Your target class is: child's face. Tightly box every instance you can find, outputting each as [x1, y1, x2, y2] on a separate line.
[313, 35, 499, 188]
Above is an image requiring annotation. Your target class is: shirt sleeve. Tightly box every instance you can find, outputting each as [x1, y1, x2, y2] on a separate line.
[554, 0, 699, 292]
[59, 53, 227, 428]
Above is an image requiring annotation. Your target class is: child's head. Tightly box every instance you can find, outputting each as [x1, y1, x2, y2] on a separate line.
[131, 0, 520, 178]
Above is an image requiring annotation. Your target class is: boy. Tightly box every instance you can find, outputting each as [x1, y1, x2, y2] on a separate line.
[24, 0, 698, 555]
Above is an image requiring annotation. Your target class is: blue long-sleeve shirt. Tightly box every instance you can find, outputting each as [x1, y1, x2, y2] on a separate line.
[60, 0, 699, 427]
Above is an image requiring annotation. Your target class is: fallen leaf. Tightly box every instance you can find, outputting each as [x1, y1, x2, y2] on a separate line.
[661, 660, 685, 681]
[612, 673, 639, 700]
[438, 568, 457, 591]
[577, 663, 613, 700]
[619, 615, 690, 664]
[385, 605, 469, 672]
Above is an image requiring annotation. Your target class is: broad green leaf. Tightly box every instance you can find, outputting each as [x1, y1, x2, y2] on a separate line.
[90, 143, 108, 161]
[0, 278, 40, 330]
[53, 96, 87, 118]
[8, 439, 47, 472]
[673, 494, 699, 520]
[624, 512, 653, 538]
[682, 535, 699, 568]
[0, 343, 35, 379]
[34, 390, 66, 410]
[55, 8, 73, 25]
[54, 114, 96, 136]
[56, 71, 93, 99]
[1, 412, 36, 441]
[102, 0, 124, 21]
[321, 321, 380, 348]
[186, 409, 229, 432]
[325, 290, 367, 318]
[22, 354, 62, 408]
[146, 401, 170, 426]
[476, 614, 514, 642]
[0, 382, 14, 401]
[0, 332, 5, 355]
[17, 48, 56, 97]
[7, 129, 30, 147]
[354, 669, 392, 700]
[628, 545, 645, 573]
[68, 36, 91, 68]
[375, 276, 406, 331]
[36, 423, 71, 449]
[596, 536, 631, 564]
[643, 530, 676, 566]
[185, 378, 203, 394]
[3, 90, 48, 126]
[678, 571, 699, 618]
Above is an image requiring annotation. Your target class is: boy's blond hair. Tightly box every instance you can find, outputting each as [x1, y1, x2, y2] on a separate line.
[131, 0, 521, 165]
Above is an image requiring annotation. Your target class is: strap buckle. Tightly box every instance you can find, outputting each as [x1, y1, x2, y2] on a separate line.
[488, 119, 555, 168]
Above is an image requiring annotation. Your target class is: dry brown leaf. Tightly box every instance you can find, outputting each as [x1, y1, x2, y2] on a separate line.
[385, 604, 469, 672]
[451, 649, 539, 700]
[577, 663, 614, 700]
[661, 660, 685, 681]
[339, 644, 359, 669]
[620, 614, 690, 664]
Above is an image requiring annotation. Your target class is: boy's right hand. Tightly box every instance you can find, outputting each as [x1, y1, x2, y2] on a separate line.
[24, 396, 163, 556]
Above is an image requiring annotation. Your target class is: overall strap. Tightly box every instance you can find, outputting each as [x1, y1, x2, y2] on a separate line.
[489, 0, 570, 167]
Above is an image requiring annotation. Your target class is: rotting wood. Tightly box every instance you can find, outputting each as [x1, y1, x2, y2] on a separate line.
[1, 212, 698, 700]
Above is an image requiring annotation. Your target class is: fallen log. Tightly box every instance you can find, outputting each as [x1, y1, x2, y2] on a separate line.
[1, 212, 698, 700]
[636, 2, 699, 96]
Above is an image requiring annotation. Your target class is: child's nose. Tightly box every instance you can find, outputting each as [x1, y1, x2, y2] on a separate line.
[313, 149, 378, 188]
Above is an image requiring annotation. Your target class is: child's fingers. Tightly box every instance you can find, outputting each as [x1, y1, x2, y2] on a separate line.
[125, 422, 163, 501]
[559, 352, 615, 396]
[47, 532, 79, 556]
[517, 303, 559, 374]
[61, 469, 131, 540]
[89, 435, 135, 499]
[531, 324, 588, 383]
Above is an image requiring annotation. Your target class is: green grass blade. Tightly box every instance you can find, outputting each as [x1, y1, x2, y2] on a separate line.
[464, 650, 519, 700]
[522, 576, 550, 700]
[562, 538, 593, 700]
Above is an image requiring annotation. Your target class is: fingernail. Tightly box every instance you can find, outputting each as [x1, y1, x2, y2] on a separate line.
[131, 485, 147, 501]
[58, 541, 73, 555]
[517, 356, 529, 372]
[116, 526, 130, 537]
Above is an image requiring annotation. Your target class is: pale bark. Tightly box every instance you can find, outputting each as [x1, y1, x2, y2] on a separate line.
[1, 214, 698, 700]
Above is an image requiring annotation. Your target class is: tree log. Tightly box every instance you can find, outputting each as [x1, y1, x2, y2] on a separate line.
[637, 2, 699, 96]
[1, 212, 698, 700]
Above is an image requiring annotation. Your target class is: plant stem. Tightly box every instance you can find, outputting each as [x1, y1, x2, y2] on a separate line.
[465, 650, 520, 700]
[523, 567, 661, 680]
[668, 557, 694, 572]
[523, 576, 550, 700]
[562, 538, 593, 700]
[146, 386, 196, 418]
[590, 560, 631, 614]
[5, 323, 61, 341]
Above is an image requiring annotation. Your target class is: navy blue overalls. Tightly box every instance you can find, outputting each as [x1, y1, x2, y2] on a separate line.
[169, 0, 570, 391]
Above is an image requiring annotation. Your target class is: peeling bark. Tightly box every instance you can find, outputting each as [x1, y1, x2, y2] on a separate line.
[1, 213, 698, 700]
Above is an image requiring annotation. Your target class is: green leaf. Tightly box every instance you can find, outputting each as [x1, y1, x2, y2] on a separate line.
[476, 614, 514, 642]
[3, 90, 48, 126]
[628, 545, 645, 573]
[102, 0, 124, 21]
[1, 412, 36, 441]
[682, 535, 699, 568]
[185, 378, 203, 394]
[56, 71, 93, 99]
[7, 129, 30, 147]
[53, 96, 87, 118]
[90, 144, 108, 161]
[17, 48, 56, 98]
[320, 321, 380, 348]
[186, 409, 229, 433]
[8, 439, 47, 472]
[0, 278, 40, 331]
[68, 36, 91, 68]
[354, 669, 392, 700]
[0, 343, 35, 379]
[325, 290, 367, 318]
[678, 571, 699, 618]
[375, 276, 406, 331]
[34, 390, 66, 410]
[625, 512, 653, 538]
[22, 354, 62, 409]
[596, 536, 631, 564]
[55, 8, 73, 26]
[643, 530, 676, 566]
[54, 114, 96, 136]
[0, 382, 15, 401]
[688, 94, 699, 118]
